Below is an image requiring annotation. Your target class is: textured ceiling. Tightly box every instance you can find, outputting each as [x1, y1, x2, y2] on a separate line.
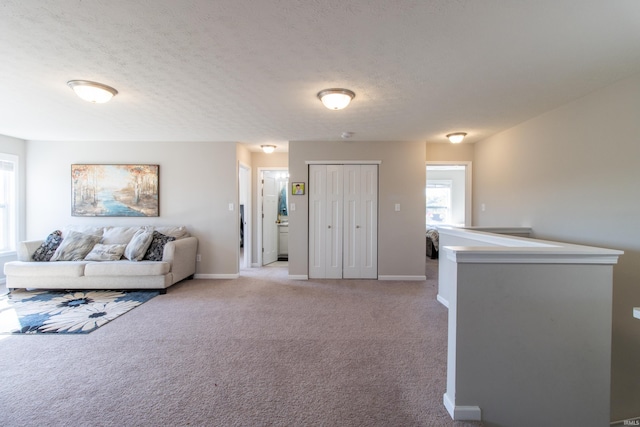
[1, 1, 640, 152]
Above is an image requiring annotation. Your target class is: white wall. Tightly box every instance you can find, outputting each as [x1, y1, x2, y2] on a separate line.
[25, 140, 240, 277]
[473, 72, 640, 422]
[288, 140, 426, 279]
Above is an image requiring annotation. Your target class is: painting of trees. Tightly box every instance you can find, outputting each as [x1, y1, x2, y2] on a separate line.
[71, 164, 159, 217]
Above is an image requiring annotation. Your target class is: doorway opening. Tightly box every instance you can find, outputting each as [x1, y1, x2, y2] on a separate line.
[258, 168, 289, 267]
[426, 162, 472, 228]
[239, 163, 251, 270]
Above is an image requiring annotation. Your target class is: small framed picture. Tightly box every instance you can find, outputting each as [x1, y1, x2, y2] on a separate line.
[292, 182, 305, 195]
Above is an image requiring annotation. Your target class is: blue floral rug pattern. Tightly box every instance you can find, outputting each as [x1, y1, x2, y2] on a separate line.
[0, 289, 159, 334]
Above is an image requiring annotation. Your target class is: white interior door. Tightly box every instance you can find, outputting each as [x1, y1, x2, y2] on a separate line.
[262, 174, 278, 265]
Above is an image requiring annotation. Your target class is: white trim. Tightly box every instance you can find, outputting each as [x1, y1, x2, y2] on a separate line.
[443, 393, 482, 421]
[194, 273, 239, 279]
[439, 227, 623, 265]
[378, 275, 426, 281]
[305, 160, 382, 165]
[288, 275, 308, 280]
[436, 294, 449, 308]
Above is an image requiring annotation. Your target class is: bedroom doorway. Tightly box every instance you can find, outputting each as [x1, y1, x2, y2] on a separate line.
[426, 162, 471, 227]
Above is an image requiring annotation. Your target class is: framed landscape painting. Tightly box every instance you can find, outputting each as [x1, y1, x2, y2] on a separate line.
[71, 164, 159, 217]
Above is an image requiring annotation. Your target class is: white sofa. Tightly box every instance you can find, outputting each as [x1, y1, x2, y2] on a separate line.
[3, 226, 198, 293]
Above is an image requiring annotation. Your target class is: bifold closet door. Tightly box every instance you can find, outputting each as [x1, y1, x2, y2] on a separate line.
[309, 165, 343, 279]
[343, 164, 377, 279]
[309, 164, 377, 279]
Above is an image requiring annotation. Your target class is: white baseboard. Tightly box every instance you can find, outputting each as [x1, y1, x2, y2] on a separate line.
[443, 393, 482, 421]
[378, 275, 427, 281]
[436, 294, 449, 308]
[288, 275, 308, 280]
[194, 273, 239, 279]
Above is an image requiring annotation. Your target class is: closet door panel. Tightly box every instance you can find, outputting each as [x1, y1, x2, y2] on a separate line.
[359, 165, 378, 279]
[325, 165, 343, 279]
[343, 165, 361, 278]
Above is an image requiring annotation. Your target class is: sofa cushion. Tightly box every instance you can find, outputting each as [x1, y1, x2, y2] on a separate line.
[4, 260, 87, 278]
[143, 231, 175, 261]
[32, 230, 63, 262]
[84, 243, 127, 261]
[154, 226, 190, 240]
[100, 226, 141, 245]
[50, 231, 101, 262]
[84, 260, 170, 276]
[124, 227, 154, 261]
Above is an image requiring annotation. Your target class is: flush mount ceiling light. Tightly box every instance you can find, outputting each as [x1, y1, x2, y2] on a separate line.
[261, 145, 276, 154]
[317, 88, 355, 110]
[446, 132, 467, 144]
[67, 80, 118, 103]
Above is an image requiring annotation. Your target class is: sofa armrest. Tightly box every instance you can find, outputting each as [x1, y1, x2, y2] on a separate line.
[163, 236, 198, 283]
[17, 240, 44, 262]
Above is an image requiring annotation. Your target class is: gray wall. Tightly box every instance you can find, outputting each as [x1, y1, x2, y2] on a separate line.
[473, 71, 640, 421]
[288, 140, 426, 278]
[23, 140, 240, 277]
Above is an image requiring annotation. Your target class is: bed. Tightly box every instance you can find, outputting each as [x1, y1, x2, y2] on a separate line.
[426, 228, 439, 259]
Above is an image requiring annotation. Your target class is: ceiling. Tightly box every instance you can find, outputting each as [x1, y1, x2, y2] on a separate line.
[1, 1, 639, 152]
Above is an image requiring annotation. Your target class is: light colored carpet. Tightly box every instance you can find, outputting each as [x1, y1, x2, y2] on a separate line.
[0, 257, 482, 426]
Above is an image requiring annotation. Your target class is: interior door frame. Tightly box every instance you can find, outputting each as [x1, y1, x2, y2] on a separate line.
[256, 166, 288, 267]
[426, 161, 472, 227]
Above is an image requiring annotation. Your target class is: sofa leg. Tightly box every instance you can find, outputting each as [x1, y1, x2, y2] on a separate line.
[159, 289, 167, 295]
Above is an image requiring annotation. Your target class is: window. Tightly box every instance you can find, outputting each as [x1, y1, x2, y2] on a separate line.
[426, 180, 452, 226]
[0, 154, 18, 253]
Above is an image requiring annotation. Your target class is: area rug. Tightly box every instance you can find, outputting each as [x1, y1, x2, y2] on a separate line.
[0, 289, 159, 334]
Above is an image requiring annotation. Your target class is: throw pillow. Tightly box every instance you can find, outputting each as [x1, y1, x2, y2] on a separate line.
[32, 230, 63, 262]
[143, 231, 176, 261]
[100, 226, 141, 245]
[50, 230, 101, 261]
[124, 227, 154, 261]
[84, 243, 127, 261]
